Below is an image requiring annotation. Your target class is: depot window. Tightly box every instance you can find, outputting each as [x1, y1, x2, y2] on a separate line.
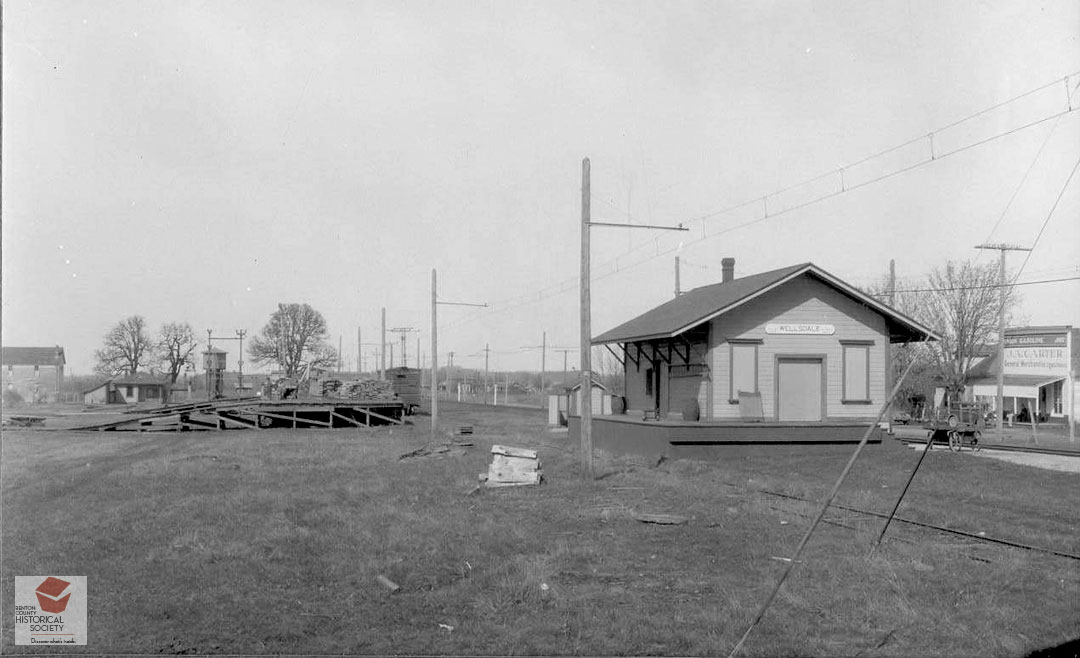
[841, 340, 873, 403]
[729, 339, 761, 403]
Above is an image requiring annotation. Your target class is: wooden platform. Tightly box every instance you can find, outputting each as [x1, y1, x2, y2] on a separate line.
[70, 398, 407, 432]
[569, 415, 882, 462]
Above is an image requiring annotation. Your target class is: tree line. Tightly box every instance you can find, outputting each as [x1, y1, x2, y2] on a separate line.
[94, 303, 339, 382]
[94, 259, 1015, 406]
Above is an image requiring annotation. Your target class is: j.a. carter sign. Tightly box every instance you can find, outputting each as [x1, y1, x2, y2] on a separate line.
[1003, 333, 1069, 376]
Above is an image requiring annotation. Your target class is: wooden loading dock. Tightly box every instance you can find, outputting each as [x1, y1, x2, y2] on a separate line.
[71, 398, 407, 432]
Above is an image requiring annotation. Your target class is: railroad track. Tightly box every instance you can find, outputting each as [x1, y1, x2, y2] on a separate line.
[896, 435, 1080, 458]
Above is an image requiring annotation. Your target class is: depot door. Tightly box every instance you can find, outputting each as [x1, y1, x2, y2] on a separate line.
[777, 358, 823, 421]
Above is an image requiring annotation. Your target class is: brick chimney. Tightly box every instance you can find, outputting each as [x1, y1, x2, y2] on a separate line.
[721, 258, 735, 283]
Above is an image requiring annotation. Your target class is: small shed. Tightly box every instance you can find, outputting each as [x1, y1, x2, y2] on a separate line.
[83, 373, 169, 405]
[568, 380, 611, 417]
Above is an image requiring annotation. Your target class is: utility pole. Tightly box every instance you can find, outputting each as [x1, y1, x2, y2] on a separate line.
[338, 335, 343, 372]
[888, 259, 896, 307]
[236, 329, 246, 395]
[390, 327, 418, 369]
[581, 157, 688, 477]
[430, 268, 486, 438]
[357, 326, 362, 375]
[483, 344, 491, 405]
[380, 308, 387, 380]
[975, 243, 1031, 442]
[675, 255, 682, 297]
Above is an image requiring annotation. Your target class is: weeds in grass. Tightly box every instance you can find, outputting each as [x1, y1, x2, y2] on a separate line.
[3, 410, 1077, 656]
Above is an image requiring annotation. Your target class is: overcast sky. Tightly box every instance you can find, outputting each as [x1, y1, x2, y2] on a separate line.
[3, 1, 1079, 377]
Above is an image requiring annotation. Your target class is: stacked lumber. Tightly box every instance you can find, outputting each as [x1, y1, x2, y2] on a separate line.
[321, 379, 343, 397]
[482, 444, 542, 487]
[337, 379, 397, 402]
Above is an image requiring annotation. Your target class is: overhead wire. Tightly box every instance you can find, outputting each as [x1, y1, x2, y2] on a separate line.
[444, 71, 1080, 334]
[1010, 155, 1080, 283]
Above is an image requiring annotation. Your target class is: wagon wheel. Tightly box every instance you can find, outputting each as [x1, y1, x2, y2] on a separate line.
[971, 431, 982, 452]
[948, 430, 962, 452]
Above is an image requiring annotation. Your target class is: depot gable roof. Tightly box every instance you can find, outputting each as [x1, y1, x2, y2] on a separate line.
[592, 262, 938, 345]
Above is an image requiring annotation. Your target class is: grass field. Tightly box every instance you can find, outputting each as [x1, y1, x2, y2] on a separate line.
[2, 402, 1078, 656]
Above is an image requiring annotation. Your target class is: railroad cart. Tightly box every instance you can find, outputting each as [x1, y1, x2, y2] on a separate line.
[926, 401, 986, 452]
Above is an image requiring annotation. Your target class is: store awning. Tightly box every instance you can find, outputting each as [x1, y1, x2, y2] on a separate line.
[968, 375, 1066, 399]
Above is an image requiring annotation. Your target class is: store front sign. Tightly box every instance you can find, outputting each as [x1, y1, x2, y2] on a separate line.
[1003, 333, 1069, 376]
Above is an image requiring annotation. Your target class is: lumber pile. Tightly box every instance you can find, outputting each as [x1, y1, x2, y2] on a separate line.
[332, 379, 397, 402]
[481, 444, 542, 487]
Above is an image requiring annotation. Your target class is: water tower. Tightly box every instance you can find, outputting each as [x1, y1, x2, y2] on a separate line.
[203, 346, 228, 399]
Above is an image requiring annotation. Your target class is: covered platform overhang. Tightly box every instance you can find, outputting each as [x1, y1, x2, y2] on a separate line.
[968, 375, 1067, 400]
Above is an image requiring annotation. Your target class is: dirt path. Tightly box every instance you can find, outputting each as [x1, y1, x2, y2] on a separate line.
[972, 449, 1080, 474]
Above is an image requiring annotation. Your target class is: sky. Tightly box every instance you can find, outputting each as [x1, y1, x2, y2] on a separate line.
[3, 1, 1079, 378]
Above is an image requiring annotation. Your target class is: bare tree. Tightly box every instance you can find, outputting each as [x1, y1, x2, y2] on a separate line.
[156, 322, 198, 385]
[914, 260, 1015, 395]
[248, 303, 338, 376]
[94, 315, 153, 376]
[592, 346, 625, 394]
[862, 274, 934, 412]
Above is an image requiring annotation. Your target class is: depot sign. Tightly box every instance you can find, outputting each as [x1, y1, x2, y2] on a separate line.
[1003, 333, 1069, 376]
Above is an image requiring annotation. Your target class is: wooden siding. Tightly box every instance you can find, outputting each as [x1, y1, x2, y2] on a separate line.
[709, 275, 887, 420]
[624, 352, 651, 413]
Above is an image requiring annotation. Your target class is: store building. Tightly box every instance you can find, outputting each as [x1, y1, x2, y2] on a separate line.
[964, 326, 1078, 423]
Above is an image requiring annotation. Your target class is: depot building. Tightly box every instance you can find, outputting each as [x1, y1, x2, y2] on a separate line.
[574, 260, 938, 460]
[963, 325, 1079, 423]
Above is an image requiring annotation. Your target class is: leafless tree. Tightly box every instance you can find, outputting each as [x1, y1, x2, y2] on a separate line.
[156, 322, 198, 385]
[248, 303, 338, 376]
[914, 260, 1016, 395]
[592, 346, 625, 394]
[94, 315, 153, 376]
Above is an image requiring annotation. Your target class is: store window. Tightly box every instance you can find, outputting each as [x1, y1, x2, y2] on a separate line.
[841, 341, 872, 403]
[729, 340, 760, 403]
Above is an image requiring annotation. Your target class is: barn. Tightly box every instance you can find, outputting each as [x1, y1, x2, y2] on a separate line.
[575, 260, 938, 460]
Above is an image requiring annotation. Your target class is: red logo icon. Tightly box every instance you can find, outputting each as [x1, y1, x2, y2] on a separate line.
[35, 577, 71, 614]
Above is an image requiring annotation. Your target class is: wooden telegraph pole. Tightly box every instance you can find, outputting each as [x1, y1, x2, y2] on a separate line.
[430, 268, 486, 438]
[431, 269, 438, 438]
[580, 158, 593, 476]
[580, 157, 687, 476]
[380, 308, 387, 380]
[975, 243, 1030, 441]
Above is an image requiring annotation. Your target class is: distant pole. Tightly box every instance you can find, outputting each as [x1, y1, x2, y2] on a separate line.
[675, 255, 681, 297]
[236, 329, 246, 397]
[380, 308, 387, 380]
[975, 243, 1031, 441]
[338, 335, 343, 372]
[357, 326, 362, 375]
[206, 329, 212, 401]
[431, 268, 438, 438]
[484, 343, 490, 405]
[581, 157, 594, 476]
[888, 259, 896, 307]
[541, 331, 547, 403]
